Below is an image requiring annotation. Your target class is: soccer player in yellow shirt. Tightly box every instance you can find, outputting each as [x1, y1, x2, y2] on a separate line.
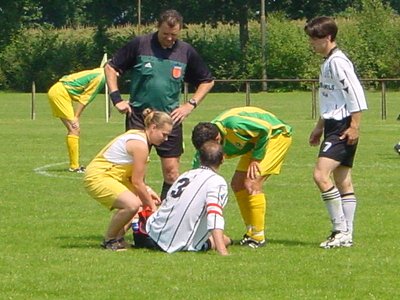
[47, 67, 105, 172]
[192, 106, 293, 248]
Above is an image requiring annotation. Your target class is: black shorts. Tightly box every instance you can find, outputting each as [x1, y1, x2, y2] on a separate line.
[125, 107, 184, 158]
[200, 239, 212, 251]
[134, 233, 211, 252]
[133, 233, 164, 251]
[318, 117, 358, 167]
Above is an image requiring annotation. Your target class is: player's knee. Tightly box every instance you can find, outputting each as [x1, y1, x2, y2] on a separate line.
[313, 170, 331, 190]
[115, 194, 141, 212]
[230, 173, 244, 192]
[230, 180, 243, 193]
[68, 127, 80, 136]
[336, 180, 353, 193]
[163, 169, 179, 183]
[243, 178, 263, 195]
[313, 169, 323, 184]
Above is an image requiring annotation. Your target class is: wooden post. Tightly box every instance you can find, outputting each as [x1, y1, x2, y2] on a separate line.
[31, 81, 36, 120]
[245, 81, 251, 106]
[381, 81, 386, 120]
[311, 81, 317, 119]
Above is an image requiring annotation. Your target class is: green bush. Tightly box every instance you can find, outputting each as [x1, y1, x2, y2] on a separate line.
[184, 23, 244, 92]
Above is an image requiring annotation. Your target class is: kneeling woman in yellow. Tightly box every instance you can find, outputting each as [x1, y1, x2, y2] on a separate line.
[47, 67, 105, 173]
[84, 109, 173, 251]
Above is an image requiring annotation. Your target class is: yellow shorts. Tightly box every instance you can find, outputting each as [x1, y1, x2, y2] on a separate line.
[84, 161, 133, 210]
[236, 134, 292, 176]
[48, 82, 75, 120]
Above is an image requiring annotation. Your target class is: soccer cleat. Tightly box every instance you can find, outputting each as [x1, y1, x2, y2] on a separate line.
[246, 238, 266, 249]
[343, 239, 353, 248]
[394, 143, 400, 155]
[319, 231, 352, 249]
[239, 234, 266, 248]
[116, 237, 129, 248]
[68, 166, 86, 173]
[101, 239, 127, 251]
[239, 234, 251, 245]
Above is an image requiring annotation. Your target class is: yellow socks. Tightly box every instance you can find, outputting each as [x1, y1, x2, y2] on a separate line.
[235, 190, 252, 236]
[67, 134, 79, 169]
[248, 193, 266, 241]
[235, 191, 267, 241]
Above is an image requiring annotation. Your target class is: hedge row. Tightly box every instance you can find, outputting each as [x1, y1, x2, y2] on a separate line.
[1, 4, 399, 92]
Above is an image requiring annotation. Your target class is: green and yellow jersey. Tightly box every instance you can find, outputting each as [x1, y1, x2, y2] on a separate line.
[59, 67, 105, 106]
[193, 106, 292, 167]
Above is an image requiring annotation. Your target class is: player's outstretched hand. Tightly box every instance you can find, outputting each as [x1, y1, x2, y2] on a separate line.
[147, 186, 161, 206]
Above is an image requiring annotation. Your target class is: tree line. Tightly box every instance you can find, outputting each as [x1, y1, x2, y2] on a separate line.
[0, 0, 399, 92]
[1, 0, 399, 51]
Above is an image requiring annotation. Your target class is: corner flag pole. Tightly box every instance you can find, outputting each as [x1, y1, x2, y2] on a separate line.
[100, 53, 110, 123]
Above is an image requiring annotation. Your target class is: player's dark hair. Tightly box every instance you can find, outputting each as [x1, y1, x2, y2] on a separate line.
[191, 122, 219, 150]
[143, 108, 173, 129]
[158, 9, 183, 29]
[199, 141, 224, 168]
[304, 16, 338, 41]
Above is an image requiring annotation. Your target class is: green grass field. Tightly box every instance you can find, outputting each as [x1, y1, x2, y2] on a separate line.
[1, 91, 399, 299]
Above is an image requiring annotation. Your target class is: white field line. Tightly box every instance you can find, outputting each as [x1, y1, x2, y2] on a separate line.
[33, 158, 395, 183]
[33, 162, 81, 179]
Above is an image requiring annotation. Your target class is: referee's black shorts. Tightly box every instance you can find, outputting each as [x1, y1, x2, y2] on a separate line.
[125, 108, 184, 158]
[318, 117, 358, 167]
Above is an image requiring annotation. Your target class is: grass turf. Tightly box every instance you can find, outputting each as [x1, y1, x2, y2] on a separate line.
[0, 91, 399, 299]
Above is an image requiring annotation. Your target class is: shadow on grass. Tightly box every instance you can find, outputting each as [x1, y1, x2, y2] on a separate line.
[232, 238, 316, 247]
[58, 233, 317, 249]
[56, 234, 108, 249]
[268, 238, 316, 247]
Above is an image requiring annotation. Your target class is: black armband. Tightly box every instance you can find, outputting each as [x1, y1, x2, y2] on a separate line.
[109, 91, 123, 105]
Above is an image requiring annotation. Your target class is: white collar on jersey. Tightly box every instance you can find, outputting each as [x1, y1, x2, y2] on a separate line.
[199, 165, 217, 173]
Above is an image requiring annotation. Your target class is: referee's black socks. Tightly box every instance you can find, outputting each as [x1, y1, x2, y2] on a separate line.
[160, 182, 172, 201]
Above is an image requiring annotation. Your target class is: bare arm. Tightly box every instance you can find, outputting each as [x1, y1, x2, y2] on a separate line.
[104, 63, 119, 93]
[190, 80, 215, 107]
[74, 102, 86, 119]
[170, 80, 214, 124]
[340, 111, 362, 145]
[126, 140, 157, 211]
[210, 229, 229, 256]
[309, 117, 325, 146]
[104, 63, 132, 114]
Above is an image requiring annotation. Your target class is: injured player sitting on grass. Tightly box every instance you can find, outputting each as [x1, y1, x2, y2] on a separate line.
[133, 141, 232, 256]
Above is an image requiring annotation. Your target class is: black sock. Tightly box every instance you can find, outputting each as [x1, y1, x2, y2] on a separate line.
[160, 182, 172, 200]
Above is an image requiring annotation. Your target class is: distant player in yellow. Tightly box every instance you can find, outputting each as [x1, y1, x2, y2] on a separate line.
[192, 107, 292, 248]
[47, 67, 106, 172]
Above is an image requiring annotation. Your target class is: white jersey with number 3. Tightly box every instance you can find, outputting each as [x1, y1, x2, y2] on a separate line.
[146, 166, 228, 253]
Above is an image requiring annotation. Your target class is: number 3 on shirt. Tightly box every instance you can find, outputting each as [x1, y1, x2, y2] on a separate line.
[170, 178, 190, 198]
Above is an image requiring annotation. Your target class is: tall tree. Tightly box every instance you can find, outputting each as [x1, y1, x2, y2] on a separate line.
[266, 0, 356, 19]
[0, 2, 20, 50]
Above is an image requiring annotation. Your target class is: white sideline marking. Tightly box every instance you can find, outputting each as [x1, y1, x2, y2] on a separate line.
[33, 162, 81, 180]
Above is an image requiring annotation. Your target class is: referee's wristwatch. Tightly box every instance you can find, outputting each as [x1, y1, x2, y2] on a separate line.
[188, 98, 197, 109]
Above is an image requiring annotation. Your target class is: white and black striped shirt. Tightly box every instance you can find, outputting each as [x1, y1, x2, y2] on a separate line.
[146, 167, 228, 253]
[319, 48, 368, 120]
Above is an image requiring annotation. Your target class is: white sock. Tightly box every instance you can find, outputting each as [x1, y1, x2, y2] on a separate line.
[321, 187, 347, 232]
[341, 193, 357, 236]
